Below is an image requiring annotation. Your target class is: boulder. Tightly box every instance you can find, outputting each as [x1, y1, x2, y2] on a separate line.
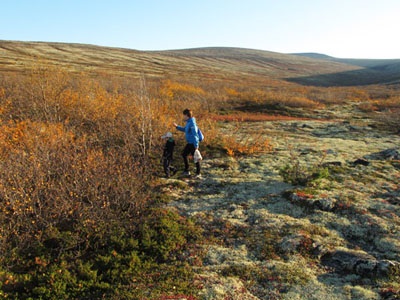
[315, 198, 336, 211]
[352, 158, 370, 166]
[289, 192, 336, 212]
[321, 248, 400, 277]
[278, 234, 305, 254]
[364, 148, 400, 160]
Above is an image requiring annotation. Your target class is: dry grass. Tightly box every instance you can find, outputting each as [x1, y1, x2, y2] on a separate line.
[0, 41, 360, 82]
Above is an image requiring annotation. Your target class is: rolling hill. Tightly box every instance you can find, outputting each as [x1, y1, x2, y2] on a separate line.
[1, 40, 400, 86]
[292, 52, 400, 86]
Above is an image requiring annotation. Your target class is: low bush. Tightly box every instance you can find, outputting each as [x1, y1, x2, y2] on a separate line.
[358, 95, 400, 131]
[216, 122, 273, 157]
[0, 204, 202, 299]
[279, 150, 330, 186]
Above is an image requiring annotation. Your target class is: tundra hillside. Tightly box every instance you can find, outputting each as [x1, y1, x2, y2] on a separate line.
[0, 41, 399, 299]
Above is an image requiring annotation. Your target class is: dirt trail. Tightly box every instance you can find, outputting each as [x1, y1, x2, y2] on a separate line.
[166, 110, 400, 299]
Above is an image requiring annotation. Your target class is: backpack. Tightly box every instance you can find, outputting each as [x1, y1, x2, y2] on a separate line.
[197, 128, 204, 142]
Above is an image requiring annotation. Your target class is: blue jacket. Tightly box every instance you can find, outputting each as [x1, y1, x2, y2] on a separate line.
[176, 117, 199, 148]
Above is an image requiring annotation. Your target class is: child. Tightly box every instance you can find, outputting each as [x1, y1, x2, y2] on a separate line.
[161, 132, 177, 178]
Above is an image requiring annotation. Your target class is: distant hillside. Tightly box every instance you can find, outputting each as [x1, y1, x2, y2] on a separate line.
[0, 41, 357, 82]
[1, 40, 400, 86]
[292, 52, 400, 86]
[292, 52, 335, 60]
[294, 52, 400, 67]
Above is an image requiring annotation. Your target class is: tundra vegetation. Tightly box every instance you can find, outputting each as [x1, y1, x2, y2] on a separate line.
[0, 43, 399, 299]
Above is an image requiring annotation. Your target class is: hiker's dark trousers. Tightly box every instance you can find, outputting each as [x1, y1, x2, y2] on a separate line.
[163, 156, 175, 177]
[182, 143, 201, 175]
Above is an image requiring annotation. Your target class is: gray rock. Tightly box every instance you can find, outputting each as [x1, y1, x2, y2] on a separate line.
[376, 259, 400, 277]
[364, 148, 400, 160]
[315, 198, 336, 211]
[321, 249, 400, 277]
[302, 123, 314, 129]
[278, 234, 305, 254]
[322, 249, 376, 274]
[322, 161, 342, 167]
[290, 193, 336, 212]
[352, 158, 370, 166]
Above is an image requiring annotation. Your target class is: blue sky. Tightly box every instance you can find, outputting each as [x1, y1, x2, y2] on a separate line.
[1, 0, 399, 59]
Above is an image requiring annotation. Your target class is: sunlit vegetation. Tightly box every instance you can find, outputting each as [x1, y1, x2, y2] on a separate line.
[0, 67, 209, 298]
[0, 43, 399, 298]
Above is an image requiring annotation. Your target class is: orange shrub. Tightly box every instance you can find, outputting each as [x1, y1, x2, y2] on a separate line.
[217, 122, 273, 157]
[160, 80, 205, 100]
[281, 96, 321, 108]
[0, 120, 149, 256]
[374, 96, 400, 111]
[224, 87, 322, 110]
[348, 88, 370, 102]
[221, 133, 272, 157]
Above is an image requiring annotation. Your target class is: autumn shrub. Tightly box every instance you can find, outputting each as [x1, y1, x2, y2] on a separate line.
[215, 122, 273, 157]
[0, 120, 154, 298]
[225, 86, 322, 113]
[5, 66, 73, 123]
[373, 96, 400, 130]
[0, 69, 204, 298]
[357, 94, 400, 130]
[308, 87, 345, 104]
[159, 79, 209, 117]
[310, 86, 372, 105]
[0, 120, 148, 248]
[358, 101, 379, 112]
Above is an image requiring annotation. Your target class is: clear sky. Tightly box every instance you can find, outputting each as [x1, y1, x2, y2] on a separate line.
[1, 0, 399, 59]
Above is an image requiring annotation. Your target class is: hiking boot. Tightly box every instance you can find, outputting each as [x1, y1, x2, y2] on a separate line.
[171, 168, 178, 176]
[182, 171, 191, 176]
[194, 174, 202, 179]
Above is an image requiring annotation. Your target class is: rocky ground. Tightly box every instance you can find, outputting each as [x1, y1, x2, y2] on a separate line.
[163, 104, 400, 299]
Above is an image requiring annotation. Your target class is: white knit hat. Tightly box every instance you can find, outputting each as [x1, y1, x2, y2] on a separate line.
[161, 132, 173, 139]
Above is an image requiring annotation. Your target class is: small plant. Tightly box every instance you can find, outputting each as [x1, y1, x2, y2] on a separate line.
[279, 149, 329, 186]
[380, 286, 400, 299]
[243, 226, 282, 261]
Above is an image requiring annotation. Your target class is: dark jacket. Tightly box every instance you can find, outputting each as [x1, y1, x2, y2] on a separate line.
[163, 138, 175, 159]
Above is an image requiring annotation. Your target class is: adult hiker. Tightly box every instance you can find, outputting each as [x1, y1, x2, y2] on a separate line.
[173, 108, 202, 178]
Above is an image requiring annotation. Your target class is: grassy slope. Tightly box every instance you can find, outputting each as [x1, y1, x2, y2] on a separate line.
[1, 40, 362, 84]
[3, 40, 400, 86]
